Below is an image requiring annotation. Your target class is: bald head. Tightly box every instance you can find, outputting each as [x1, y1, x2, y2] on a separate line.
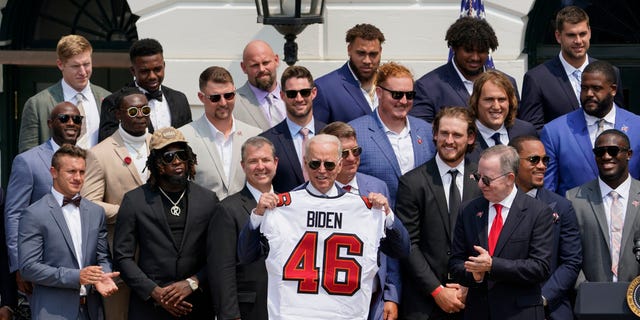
[241, 40, 280, 92]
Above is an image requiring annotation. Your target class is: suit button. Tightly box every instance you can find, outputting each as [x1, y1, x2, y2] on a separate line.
[447, 251, 451, 255]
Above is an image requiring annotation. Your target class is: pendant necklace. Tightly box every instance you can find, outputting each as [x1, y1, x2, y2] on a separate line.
[158, 187, 186, 216]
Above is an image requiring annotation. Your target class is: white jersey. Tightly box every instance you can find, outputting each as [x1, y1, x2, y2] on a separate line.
[260, 189, 386, 320]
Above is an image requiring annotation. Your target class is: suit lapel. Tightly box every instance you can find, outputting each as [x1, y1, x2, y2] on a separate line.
[473, 199, 490, 249]
[195, 117, 230, 188]
[47, 195, 80, 266]
[276, 122, 305, 182]
[238, 83, 270, 129]
[370, 114, 402, 177]
[409, 118, 431, 165]
[149, 189, 179, 250]
[445, 62, 471, 105]
[494, 191, 526, 256]
[240, 187, 258, 215]
[338, 63, 372, 115]
[550, 56, 580, 108]
[37, 142, 54, 168]
[79, 200, 90, 267]
[112, 133, 144, 185]
[568, 112, 598, 174]
[621, 181, 640, 261]
[426, 161, 452, 239]
[586, 181, 611, 246]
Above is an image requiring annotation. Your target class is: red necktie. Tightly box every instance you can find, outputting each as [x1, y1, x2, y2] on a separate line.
[342, 185, 352, 192]
[488, 204, 503, 256]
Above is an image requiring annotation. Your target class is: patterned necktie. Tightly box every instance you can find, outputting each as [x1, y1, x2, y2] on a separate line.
[488, 204, 504, 256]
[145, 90, 163, 102]
[75, 93, 87, 145]
[572, 69, 582, 101]
[596, 119, 606, 138]
[490, 132, 502, 146]
[266, 94, 283, 126]
[610, 190, 623, 277]
[62, 196, 82, 207]
[300, 127, 310, 181]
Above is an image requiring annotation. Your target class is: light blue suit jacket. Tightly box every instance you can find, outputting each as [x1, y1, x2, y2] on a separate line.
[356, 172, 402, 320]
[19, 194, 111, 320]
[349, 112, 436, 207]
[4, 140, 55, 272]
[541, 106, 640, 195]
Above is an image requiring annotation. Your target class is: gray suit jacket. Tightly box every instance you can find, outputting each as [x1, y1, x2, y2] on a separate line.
[179, 116, 261, 200]
[567, 178, 640, 283]
[233, 82, 271, 131]
[18, 80, 111, 153]
[19, 194, 110, 320]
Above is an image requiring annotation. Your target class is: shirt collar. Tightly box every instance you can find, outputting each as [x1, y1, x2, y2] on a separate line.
[246, 183, 274, 202]
[490, 185, 518, 210]
[598, 174, 632, 200]
[583, 104, 617, 126]
[61, 79, 92, 101]
[48, 138, 61, 152]
[50, 187, 79, 207]
[206, 117, 237, 139]
[451, 56, 483, 84]
[525, 188, 538, 198]
[475, 119, 507, 138]
[335, 176, 360, 193]
[307, 182, 339, 197]
[248, 82, 281, 104]
[558, 52, 589, 78]
[286, 117, 315, 138]
[374, 108, 411, 135]
[134, 82, 162, 94]
[435, 153, 465, 179]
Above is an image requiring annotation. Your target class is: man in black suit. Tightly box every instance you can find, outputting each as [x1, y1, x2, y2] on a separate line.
[449, 145, 553, 320]
[509, 136, 581, 320]
[0, 187, 17, 320]
[98, 38, 192, 141]
[260, 65, 325, 193]
[113, 127, 218, 319]
[397, 107, 481, 319]
[207, 136, 274, 320]
[518, 6, 624, 130]
[466, 70, 537, 163]
[410, 17, 519, 124]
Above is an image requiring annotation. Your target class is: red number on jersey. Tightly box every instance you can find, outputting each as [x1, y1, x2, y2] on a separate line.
[282, 231, 319, 293]
[283, 231, 363, 295]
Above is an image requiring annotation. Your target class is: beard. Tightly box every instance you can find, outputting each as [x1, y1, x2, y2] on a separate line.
[255, 72, 275, 91]
[164, 172, 188, 187]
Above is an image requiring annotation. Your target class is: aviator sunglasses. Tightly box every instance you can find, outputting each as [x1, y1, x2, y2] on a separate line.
[284, 88, 313, 99]
[307, 160, 337, 171]
[521, 155, 550, 166]
[378, 85, 416, 100]
[56, 114, 84, 125]
[341, 146, 363, 159]
[472, 172, 511, 187]
[127, 105, 151, 117]
[162, 150, 188, 163]
[203, 92, 236, 103]
[593, 146, 629, 158]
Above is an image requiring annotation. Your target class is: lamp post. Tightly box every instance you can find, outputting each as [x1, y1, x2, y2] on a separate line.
[254, 0, 325, 66]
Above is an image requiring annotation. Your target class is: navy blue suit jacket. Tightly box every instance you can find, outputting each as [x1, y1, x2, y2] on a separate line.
[535, 187, 582, 320]
[349, 113, 436, 207]
[313, 63, 373, 124]
[541, 106, 640, 195]
[410, 61, 520, 123]
[466, 119, 538, 163]
[356, 173, 402, 320]
[518, 56, 625, 130]
[259, 119, 326, 193]
[449, 190, 553, 320]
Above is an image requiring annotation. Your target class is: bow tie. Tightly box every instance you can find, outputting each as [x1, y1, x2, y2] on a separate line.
[145, 90, 163, 102]
[62, 196, 82, 207]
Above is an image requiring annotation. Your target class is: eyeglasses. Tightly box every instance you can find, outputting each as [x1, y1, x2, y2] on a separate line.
[593, 146, 629, 158]
[307, 160, 337, 171]
[521, 155, 550, 166]
[56, 114, 84, 125]
[472, 172, 511, 187]
[162, 150, 188, 163]
[284, 88, 313, 99]
[341, 146, 363, 159]
[378, 85, 416, 100]
[203, 92, 236, 103]
[126, 105, 151, 117]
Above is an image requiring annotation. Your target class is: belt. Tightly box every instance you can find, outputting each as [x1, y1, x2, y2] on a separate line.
[79, 296, 87, 305]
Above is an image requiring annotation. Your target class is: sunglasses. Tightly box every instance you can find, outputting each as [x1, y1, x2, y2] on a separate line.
[521, 155, 550, 166]
[341, 146, 363, 159]
[472, 172, 511, 187]
[284, 88, 313, 99]
[203, 92, 236, 103]
[307, 160, 337, 171]
[127, 105, 151, 117]
[162, 150, 188, 163]
[378, 85, 416, 100]
[56, 114, 84, 125]
[593, 146, 629, 158]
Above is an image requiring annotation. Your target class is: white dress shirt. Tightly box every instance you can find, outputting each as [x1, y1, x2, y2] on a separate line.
[376, 109, 414, 175]
[476, 120, 509, 147]
[62, 80, 100, 149]
[435, 155, 465, 212]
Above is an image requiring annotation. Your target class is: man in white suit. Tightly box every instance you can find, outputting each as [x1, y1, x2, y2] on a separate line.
[180, 66, 261, 200]
[567, 129, 640, 283]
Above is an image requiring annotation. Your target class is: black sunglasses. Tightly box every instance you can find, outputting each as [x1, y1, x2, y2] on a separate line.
[56, 114, 83, 125]
[127, 105, 151, 117]
[284, 88, 313, 99]
[593, 146, 629, 158]
[341, 146, 363, 159]
[204, 92, 236, 103]
[162, 150, 188, 163]
[521, 155, 550, 166]
[307, 160, 337, 171]
[378, 85, 416, 100]
[472, 172, 511, 187]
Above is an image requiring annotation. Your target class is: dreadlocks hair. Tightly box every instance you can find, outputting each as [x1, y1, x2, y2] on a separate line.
[145, 142, 198, 188]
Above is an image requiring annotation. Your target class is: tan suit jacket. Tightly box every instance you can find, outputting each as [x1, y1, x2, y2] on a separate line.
[179, 116, 261, 200]
[233, 81, 271, 131]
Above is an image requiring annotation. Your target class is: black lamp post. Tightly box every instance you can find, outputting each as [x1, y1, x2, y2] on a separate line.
[254, 0, 325, 66]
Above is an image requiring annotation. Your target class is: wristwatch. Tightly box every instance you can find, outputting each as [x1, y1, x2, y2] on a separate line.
[186, 278, 198, 291]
